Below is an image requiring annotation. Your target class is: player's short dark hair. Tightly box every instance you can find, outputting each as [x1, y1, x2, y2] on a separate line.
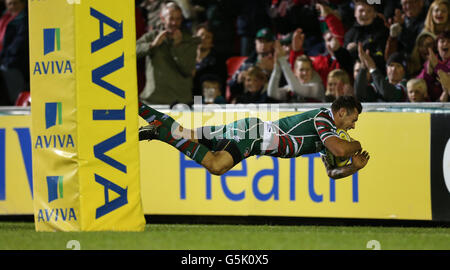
[331, 96, 362, 114]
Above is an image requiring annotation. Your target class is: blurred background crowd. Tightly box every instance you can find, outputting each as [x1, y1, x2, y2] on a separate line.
[1, 0, 450, 106]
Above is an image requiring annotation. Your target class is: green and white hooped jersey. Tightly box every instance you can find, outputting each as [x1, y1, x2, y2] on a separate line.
[261, 108, 339, 158]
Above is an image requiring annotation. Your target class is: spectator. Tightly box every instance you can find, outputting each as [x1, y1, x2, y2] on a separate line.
[228, 27, 275, 100]
[268, 41, 325, 102]
[407, 30, 436, 77]
[136, 2, 200, 105]
[417, 30, 450, 101]
[200, 74, 227, 104]
[354, 58, 377, 102]
[423, 0, 450, 36]
[356, 44, 408, 102]
[386, 0, 427, 56]
[192, 23, 227, 98]
[0, 0, 28, 106]
[234, 66, 271, 104]
[325, 69, 353, 102]
[407, 78, 431, 101]
[288, 4, 353, 86]
[344, 0, 389, 64]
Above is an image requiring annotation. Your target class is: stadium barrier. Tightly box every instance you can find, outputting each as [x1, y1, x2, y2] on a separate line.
[28, 0, 145, 231]
[0, 103, 449, 222]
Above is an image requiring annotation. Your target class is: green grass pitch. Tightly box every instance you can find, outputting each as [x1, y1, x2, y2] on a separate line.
[0, 222, 449, 250]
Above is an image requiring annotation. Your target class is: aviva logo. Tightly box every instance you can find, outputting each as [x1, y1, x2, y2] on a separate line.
[33, 28, 72, 76]
[35, 102, 74, 149]
[47, 176, 63, 202]
[45, 102, 62, 129]
[44, 28, 60, 55]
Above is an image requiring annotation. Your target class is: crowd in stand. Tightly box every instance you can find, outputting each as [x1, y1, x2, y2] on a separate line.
[0, 0, 449, 106]
[136, 0, 450, 106]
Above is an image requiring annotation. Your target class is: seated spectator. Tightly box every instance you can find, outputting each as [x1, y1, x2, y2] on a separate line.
[0, 0, 28, 106]
[344, 0, 389, 64]
[325, 69, 354, 102]
[407, 78, 431, 101]
[200, 74, 226, 104]
[407, 31, 437, 77]
[268, 41, 325, 102]
[417, 30, 450, 101]
[423, 0, 450, 36]
[192, 23, 227, 98]
[356, 44, 408, 102]
[234, 66, 271, 104]
[228, 27, 275, 100]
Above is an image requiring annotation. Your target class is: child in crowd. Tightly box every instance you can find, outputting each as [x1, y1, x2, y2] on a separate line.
[234, 66, 271, 104]
[325, 69, 354, 102]
[201, 74, 227, 104]
[407, 78, 430, 102]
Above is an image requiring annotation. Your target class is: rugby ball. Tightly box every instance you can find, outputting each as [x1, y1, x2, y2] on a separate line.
[335, 129, 352, 167]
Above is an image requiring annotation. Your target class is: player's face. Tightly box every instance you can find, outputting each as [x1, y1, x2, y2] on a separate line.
[337, 108, 359, 131]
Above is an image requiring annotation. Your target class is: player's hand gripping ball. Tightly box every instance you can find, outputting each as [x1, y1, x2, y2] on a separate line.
[324, 129, 352, 167]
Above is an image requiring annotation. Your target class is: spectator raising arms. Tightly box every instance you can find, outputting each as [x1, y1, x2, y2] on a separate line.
[387, 0, 427, 55]
[418, 30, 450, 101]
[356, 43, 408, 102]
[268, 40, 325, 102]
[344, 0, 389, 64]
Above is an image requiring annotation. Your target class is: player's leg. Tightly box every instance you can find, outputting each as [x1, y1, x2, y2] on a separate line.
[138, 102, 209, 165]
[201, 138, 243, 175]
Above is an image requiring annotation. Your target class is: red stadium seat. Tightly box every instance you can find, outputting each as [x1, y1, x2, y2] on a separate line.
[226, 56, 247, 80]
[225, 56, 247, 101]
[15, 91, 31, 107]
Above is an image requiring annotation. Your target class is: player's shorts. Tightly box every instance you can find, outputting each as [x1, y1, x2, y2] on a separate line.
[197, 117, 273, 162]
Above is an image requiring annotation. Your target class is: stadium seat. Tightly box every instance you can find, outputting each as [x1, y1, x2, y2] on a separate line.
[15, 91, 31, 107]
[225, 56, 247, 102]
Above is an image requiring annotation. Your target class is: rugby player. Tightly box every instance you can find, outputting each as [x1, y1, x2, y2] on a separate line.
[138, 96, 370, 179]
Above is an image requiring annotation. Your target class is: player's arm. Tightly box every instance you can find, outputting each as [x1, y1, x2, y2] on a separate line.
[323, 136, 362, 158]
[322, 150, 370, 179]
